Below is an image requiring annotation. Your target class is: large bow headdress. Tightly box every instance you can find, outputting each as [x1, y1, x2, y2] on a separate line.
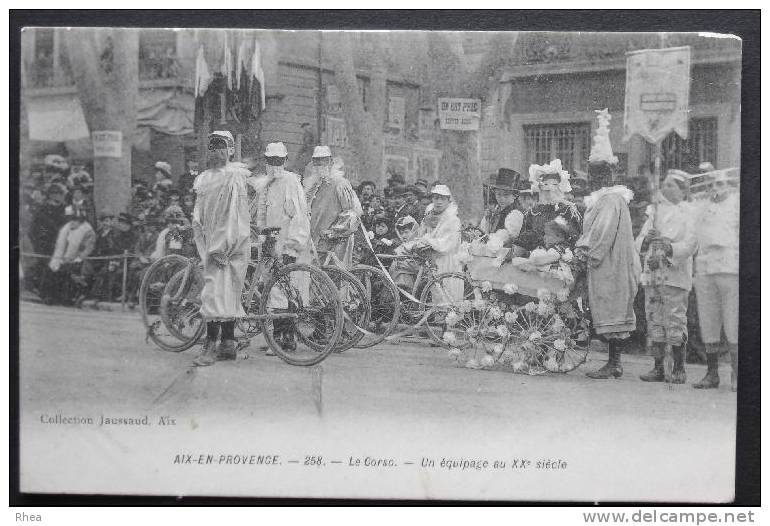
[528, 159, 572, 193]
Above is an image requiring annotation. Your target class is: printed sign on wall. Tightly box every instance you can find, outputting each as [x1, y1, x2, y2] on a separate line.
[437, 98, 481, 130]
[92, 131, 123, 158]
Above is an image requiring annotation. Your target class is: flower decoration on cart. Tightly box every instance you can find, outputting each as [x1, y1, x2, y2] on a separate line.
[439, 251, 591, 375]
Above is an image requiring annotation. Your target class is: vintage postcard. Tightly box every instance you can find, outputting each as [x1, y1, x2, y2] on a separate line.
[17, 25, 744, 502]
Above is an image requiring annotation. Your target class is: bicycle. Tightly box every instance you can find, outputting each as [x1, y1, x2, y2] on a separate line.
[139, 227, 344, 366]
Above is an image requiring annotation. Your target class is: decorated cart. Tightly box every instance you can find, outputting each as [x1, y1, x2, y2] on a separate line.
[426, 240, 592, 375]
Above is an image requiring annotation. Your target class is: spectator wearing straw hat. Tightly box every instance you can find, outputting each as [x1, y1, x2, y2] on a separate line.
[152, 161, 174, 194]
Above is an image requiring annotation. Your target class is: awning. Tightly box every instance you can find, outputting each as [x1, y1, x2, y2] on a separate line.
[27, 93, 90, 142]
[27, 88, 195, 146]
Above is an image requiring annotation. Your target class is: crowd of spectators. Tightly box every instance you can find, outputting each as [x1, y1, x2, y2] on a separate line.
[21, 155, 199, 307]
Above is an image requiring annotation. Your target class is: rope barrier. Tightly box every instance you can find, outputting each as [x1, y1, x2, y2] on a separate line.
[20, 251, 145, 260]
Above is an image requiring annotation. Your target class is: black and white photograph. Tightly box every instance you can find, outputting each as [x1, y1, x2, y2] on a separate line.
[12, 14, 758, 504]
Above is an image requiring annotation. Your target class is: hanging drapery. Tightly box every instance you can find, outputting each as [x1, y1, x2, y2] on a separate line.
[251, 38, 266, 110]
[194, 46, 212, 98]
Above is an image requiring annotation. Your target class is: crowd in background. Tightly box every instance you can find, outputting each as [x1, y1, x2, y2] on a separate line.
[20, 155, 199, 306]
[19, 153, 734, 371]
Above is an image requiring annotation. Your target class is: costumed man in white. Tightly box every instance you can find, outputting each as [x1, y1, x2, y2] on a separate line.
[249, 142, 312, 353]
[392, 184, 463, 301]
[303, 146, 363, 266]
[691, 169, 739, 391]
[191, 131, 252, 367]
[635, 171, 698, 384]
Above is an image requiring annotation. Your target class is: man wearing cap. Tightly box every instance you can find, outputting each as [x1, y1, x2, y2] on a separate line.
[394, 185, 426, 226]
[392, 184, 462, 300]
[191, 131, 252, 366]
[690, 169, 739, 391]
[304, 147, 363, 267]
[249, 141, 312, 352]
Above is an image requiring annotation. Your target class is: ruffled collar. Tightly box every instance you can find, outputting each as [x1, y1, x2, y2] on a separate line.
[584, 185, 634, 210]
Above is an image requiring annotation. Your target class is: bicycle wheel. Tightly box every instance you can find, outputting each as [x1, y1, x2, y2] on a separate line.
[321, 265, 370, 352]
[350, 265, 400, 348]
[259, 263, 344, 366]
[420, 272, 477, 349]
[139, 255, 202, 352]
[237, 261, 263, 338]
[161, 265, 205, 348]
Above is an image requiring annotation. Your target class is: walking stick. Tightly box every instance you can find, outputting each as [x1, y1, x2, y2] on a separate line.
[650, 142, 674, 385]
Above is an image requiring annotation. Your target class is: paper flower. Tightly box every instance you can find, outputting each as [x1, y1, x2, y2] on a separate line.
[367, 230, 375, 240]
[486, 231, 507, 252]
[465, 358, 481, 369]
[536, 288, 553, 301]
[529, 331, 542, 341]
[488, 305, 503, 320]
[502, 283, 518, 295]
[466, 327, 479, 339]
[496, 325, 510, 338]
[448, 348, 462, 359]
[551, 315, 565, 332]
[481, 355, 495, 368]
[473, 299, 487, 311]
[443, 332, 457, 345]
[481, 281, 493, 293]
[553, 339, 567, 351]
[537, 302, 554, 316]
[544, 354, 560, 371]
[524, 302, 538, 313]
[501, 349, 516, 364]
[504, 311, 518, 323]
[459, 300, 473, 313]
[556, 288, 570, 302]
[492, 343, 505, 358]
[445, 310, 461, 327]
[561, 248, 574, 263]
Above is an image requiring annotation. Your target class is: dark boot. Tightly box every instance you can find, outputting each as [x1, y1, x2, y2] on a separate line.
[216, 339, 237, 361]
[586, 339, 623, 379]
[671, 344, 687, 384]
[193, 338, 218, 367]
[640, 357, 665, 382]
[693, 352, 720, 389]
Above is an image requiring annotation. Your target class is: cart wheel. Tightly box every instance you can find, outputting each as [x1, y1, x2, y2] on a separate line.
[420, 272, 477, 349]
[350, 265, 400, 348]
[138, 255, 202, 352]
[321, 266, 370, 352]
[259, 263, 344, 366]
[507, 300, 589, 374]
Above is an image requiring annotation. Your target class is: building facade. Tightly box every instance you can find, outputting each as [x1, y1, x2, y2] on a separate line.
[480, 33, 741, 182]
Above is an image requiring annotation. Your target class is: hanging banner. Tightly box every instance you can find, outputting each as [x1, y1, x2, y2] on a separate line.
[623, 46, 691, 144]
[92, 131, 123, 158]
[437, 98, 480, 131]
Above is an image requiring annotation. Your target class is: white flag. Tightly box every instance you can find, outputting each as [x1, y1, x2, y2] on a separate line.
[222, 33, 233, 90]
[623, 46, 691, 144]
[236, 38, 248, 88]
[251, 38, 266, 109]
[194, 46, 212, 98]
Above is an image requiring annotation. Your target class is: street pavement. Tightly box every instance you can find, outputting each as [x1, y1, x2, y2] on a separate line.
[18, 302, 737, 501]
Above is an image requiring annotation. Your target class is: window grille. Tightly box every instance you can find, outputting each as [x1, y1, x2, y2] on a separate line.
[524, 122, 592, 175]
[644, 117, 718, 173]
